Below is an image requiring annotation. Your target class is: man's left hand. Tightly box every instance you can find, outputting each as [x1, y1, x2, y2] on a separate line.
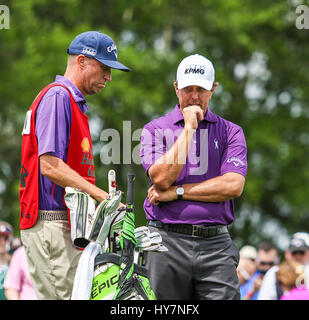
[147, 185, 177, 205]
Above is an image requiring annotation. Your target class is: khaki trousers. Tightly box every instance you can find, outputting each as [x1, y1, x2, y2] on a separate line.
[21, 220, 82, 300]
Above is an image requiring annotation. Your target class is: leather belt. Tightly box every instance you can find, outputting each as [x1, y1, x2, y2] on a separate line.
[147, 220, 228, 238]
[38, 210, 68, 221]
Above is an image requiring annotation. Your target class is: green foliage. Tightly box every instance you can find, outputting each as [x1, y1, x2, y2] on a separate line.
[1, 0, 309, 250]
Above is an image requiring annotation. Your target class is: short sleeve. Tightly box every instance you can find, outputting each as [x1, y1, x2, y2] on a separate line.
[220, 123, 247, 177]
[140, 122, 167, 175]
[35, 87, 72, 161]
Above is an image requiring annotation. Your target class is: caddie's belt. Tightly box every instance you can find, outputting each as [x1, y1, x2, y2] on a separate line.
[147, 220, 228, 238]
[38, 210, 68, 221]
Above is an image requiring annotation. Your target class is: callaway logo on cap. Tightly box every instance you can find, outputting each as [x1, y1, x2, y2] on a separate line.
[67, 31, 130, 72]
[177, 54, 215, 90]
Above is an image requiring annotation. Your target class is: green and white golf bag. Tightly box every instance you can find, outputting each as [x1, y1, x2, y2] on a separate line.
[67, 171, 164, 300]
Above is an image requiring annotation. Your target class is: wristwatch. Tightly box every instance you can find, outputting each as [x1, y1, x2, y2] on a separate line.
[176, 185, 184, 200]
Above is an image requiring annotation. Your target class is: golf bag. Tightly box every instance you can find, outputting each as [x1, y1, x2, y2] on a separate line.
[91, 252, 156, 300]
[67, 171, 165, 300]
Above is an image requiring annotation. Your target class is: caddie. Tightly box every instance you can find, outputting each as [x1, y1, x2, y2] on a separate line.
[140, 54, 247, 299]
[19, 31, 130, 300]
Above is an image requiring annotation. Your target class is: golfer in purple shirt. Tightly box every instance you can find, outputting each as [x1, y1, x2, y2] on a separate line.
[140, 54, 247, 300]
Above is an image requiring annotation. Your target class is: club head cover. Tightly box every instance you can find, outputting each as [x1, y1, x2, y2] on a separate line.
[88, 190, 122, 247]
[64, 187, 96, 248]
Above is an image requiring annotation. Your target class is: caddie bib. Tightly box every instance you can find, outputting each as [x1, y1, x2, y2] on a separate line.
[19, 83, 95, 229]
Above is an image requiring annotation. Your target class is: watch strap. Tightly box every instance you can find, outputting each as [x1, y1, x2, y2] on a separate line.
[176, 185, 183, 200]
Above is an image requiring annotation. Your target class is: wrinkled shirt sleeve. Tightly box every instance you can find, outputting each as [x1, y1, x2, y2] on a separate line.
[35, 88, 72, 161]
[140, 122, 165, 175]
[220, 123, 247, 177]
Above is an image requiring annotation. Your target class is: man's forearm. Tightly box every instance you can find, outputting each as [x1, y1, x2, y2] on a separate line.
[149, 127, 195, 190]
[148, 173, 245, 204]
[40, 154, 109, 202]
[182, 173, 245, 202]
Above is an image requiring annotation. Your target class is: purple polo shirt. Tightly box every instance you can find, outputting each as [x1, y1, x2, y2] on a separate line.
[35, 75, 88, 211]
[140, 104, 247, 225]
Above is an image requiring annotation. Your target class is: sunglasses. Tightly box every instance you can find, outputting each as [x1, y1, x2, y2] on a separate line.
[0, 234, 9, 241]
[259, 261, 276, 267]
[292, 250, 306, 256]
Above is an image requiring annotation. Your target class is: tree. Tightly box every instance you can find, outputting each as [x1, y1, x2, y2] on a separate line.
[0, 0, 308, 250]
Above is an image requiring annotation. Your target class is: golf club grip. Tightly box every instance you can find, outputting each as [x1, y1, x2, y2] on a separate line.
[126, 173, 135, 205]
[108, 169, 116, 194]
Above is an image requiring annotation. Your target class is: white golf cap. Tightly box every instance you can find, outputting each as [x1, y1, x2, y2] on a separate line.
[176, 54, 215, 91]
[239, 245, 257, 260]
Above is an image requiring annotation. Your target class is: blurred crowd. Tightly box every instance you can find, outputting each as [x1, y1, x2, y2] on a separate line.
[1, 218, 309, 300]
[238, 232, 309, 300]
[0, 221, 37, 300]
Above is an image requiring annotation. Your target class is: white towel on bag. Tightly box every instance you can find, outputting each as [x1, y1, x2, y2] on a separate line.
[71, 242, 101, 300]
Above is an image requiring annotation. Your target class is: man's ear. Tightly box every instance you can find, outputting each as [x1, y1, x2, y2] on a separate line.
[211, 81, 219, 94]
[76, 54, 86, 69]
[173, 81, 179, 96]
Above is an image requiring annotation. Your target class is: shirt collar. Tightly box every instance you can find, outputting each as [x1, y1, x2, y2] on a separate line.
[55, 75, 86, 104]
[172, 104, 217, 125]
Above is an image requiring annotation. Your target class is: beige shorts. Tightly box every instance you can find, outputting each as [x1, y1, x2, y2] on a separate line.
[21, 219, 82, 300]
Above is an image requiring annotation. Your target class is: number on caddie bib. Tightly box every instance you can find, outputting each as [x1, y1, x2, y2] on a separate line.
[22, 110, 32, 135]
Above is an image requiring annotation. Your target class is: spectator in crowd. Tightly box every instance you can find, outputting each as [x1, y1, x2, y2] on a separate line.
[237, 245, 257, 285]
[237, 258, 256, 286]
[0, 221, 13, 300]
[240, 242, 279, 300]
[4, 245, 37, 300]
[239, 245, 257, 261]
[258, 234, 309, 300]
[277, 259, 309, 300]
[287, 232, 309, 263]
[10, 237, 22, 254]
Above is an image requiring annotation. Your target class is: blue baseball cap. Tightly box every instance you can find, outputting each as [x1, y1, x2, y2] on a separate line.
[67, 31, 130, 72]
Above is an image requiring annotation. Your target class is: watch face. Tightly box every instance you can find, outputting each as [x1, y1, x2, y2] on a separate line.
[176, 187, 184, 195]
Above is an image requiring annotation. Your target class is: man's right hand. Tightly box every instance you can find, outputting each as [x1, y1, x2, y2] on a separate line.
[182, 105, 204, 130]
[40, 153, 109, 203]
[148, 105, 202, 190]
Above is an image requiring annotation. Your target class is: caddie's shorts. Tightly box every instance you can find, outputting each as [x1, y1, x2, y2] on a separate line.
[21, 219, 81, 300]
[146, 225, 240, 300]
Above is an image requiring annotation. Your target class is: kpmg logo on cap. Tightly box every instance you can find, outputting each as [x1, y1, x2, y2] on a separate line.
[184, 64, 205, 75]
[107, 43, 118, 58]
[82, 46, 97, 56]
